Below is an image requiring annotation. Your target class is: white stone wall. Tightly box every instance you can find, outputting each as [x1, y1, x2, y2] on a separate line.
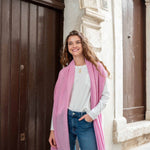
[63, 0, 84, 42]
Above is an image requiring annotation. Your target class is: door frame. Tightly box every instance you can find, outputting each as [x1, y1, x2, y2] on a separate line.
[24, 0, 64, 10]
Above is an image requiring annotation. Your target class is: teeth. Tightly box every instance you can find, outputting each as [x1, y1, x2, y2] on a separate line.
[72, 49, 79, 52]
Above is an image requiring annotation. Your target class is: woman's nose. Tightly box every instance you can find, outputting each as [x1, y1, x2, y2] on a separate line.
[72, 43, 77, 47]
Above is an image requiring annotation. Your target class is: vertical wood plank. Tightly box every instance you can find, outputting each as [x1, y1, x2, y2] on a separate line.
[0, 0, 11, 150]
[27, 3, 37, 150]
[44, 8, 56, 150]
[19, 1, 29, 150]
[8, 0, 20, 149]
[122, 0, 134, 110]
[36, 6, 45, 150]
[55, 10, 63, 74]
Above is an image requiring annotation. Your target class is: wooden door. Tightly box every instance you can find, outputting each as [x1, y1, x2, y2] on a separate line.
[0, 0, 64, 150]
[122, 0, 146, 123]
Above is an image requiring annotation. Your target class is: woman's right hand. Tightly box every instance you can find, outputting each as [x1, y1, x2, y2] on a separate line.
[49, 130, 57, 148]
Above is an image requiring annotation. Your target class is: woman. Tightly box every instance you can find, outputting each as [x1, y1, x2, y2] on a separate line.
[49, 30, 110, 150]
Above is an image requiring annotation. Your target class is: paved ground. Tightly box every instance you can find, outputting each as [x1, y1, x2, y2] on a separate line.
[130, 143, 150, 150]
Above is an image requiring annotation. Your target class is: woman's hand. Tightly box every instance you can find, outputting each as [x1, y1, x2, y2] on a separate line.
[49, 130, 57, 148]
[78, 114, 93, 122]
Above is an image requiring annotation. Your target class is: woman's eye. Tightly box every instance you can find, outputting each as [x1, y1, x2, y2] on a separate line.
[68, 41, 81, 46]
[68, 42, 73, 45]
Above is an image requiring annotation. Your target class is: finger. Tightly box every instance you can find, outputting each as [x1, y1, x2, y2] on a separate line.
[53, 139, 57, 146]
[78, 115, 86, 121]
[51, 144, 57, 148]
[49, 138, 53, 146]
[50, 138, 57, 148]
[48, 137, 51, 144]
[50, 138, 54, 146]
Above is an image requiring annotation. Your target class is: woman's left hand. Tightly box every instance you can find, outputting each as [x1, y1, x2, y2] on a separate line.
[78, 114, 93, 122]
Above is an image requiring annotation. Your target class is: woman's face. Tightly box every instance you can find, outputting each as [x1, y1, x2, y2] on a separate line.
[68, 35, 83, 58]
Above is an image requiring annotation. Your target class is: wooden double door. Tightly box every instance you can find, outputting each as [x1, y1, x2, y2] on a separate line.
[0, 0, 64, 150]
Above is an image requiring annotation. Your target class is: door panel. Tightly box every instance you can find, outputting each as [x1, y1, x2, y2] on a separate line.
[0, 0, 11, 149]
[36, 6, 47, 150]
[9, 0, 20, 149]
[122, 0, 146, 123]
[19, 1, 29, 150]
[27, 3, 37, 150]
[0, 0, 64, 150]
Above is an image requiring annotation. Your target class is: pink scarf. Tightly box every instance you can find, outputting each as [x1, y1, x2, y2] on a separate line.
[51, 59, 107, 150]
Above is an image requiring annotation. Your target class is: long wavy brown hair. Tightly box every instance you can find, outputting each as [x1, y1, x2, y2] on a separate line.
[60, 30, 110, 77]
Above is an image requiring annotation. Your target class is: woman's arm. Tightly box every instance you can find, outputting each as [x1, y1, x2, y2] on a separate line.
[49, 112, 57, 148]
[50, 113, 54, 130]
[49, 130, 57, 148]
[88, 78, 110, 120]
[79, 78, 110, 122]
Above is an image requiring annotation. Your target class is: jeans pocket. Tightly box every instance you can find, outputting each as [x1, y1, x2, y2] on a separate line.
[78, 119, 92, 129]
[84, 119, 92, 124]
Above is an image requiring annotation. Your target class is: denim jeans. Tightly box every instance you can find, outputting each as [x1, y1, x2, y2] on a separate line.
[67, 109, 97, 150]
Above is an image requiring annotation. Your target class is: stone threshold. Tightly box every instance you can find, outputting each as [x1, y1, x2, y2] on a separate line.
[114, 120, 150, 143]
[124, 121, 150, 141]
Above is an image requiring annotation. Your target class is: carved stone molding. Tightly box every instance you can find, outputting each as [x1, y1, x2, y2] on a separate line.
[79, 0, 106, 52]
[79, 0, 97, 9]
[81, 8, 105, 30]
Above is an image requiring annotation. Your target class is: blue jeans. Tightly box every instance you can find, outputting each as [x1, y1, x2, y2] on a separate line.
[67, 109, 97, 150]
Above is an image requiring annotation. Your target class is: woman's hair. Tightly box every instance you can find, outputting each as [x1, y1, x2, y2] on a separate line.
[60, 30, 110, 77]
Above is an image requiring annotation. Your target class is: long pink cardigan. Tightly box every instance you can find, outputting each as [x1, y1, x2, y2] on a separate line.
[51, 59, 107, 150]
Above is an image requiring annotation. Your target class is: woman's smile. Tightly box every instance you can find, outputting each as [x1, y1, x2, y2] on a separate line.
[72, 48, 79, 52]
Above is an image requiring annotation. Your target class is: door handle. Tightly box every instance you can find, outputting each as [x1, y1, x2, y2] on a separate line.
[20, 65, 24, 71]
[128, 34, 131, 39]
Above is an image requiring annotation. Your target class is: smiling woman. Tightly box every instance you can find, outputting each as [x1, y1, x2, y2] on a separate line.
[48, 30, 110, 150]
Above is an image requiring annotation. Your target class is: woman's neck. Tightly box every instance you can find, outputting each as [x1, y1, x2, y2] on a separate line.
[73, 56, 85, 66]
